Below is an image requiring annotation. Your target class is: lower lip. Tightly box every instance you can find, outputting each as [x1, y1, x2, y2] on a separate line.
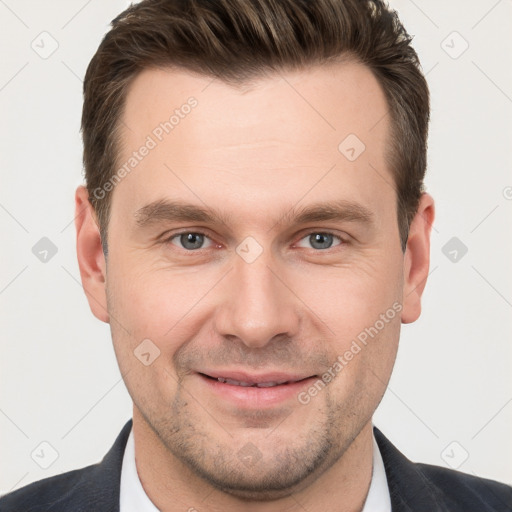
[198, 374, 317, 408]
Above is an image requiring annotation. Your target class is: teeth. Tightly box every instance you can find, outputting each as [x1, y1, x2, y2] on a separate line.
[216, 377, 289, 387]
[226, 378, 253, 387]
[257, 380, 289, 387]
[217, 377, 252, 386]
[255, 381, 278, 388]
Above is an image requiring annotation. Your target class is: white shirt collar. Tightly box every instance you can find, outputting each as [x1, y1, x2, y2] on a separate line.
[120, 425, 391, 512]
[362, 433, 392, 511]
[119, 427, 159, 512]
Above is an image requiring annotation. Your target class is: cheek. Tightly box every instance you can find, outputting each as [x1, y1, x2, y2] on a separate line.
[291, 253, 402, 336]
[108, 257, 207, 334]
[324, 308, 401, 417]
[106, 269, 185, 405]
[289, 254, 402, 400]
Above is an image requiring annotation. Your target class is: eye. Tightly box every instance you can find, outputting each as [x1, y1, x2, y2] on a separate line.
[296, 232, 343, 250]
[168, 232, 214, 251]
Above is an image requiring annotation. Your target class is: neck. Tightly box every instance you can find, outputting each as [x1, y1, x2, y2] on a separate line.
[132, 407, 374, 512]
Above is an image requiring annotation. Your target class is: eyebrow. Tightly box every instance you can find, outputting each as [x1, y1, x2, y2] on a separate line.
[134, 198, 374, 230]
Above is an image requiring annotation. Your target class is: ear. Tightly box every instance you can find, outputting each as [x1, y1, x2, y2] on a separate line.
[401, 193, 435, 324]
[75, 185, 109, 323]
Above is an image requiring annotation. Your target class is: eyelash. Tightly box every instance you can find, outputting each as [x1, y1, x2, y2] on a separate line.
[163, 230, 346, 252]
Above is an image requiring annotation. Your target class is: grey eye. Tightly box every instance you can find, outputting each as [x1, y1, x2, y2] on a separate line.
[170, 232, 212, 250]
[296, 232, 342, 250]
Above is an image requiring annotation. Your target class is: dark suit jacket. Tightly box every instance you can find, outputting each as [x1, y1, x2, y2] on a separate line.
[1, 420, 511, 511]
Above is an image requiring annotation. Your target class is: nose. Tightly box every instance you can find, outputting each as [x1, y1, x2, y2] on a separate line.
[213, 251, 300, 349]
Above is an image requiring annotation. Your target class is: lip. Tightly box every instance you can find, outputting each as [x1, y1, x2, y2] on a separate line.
[196, 370, 317, 408]
[199, 370, 313, 385]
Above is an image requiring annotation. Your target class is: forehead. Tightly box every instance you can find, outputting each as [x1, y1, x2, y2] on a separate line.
[113, 61, 393, 229]
[122, 60, 389, 150]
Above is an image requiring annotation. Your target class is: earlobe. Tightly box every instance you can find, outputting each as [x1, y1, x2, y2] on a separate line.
[401, 193, 435, 324]
[75, 186, 109, 323]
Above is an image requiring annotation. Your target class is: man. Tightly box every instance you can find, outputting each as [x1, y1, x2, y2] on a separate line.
[1, 0, 511, 510]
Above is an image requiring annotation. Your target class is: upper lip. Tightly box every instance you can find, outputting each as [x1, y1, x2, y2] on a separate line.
[198, 370, 315, 385]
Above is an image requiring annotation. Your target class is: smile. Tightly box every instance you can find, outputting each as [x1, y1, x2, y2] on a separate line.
[213, 376, 298, 388]
[196, 371, 317, 408]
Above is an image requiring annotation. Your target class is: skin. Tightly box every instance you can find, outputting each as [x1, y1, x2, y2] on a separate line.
[75, 60, 434, 512]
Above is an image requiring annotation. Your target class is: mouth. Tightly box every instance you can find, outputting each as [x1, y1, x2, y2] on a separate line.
[196, 370, 318, 408]
[199, 373, 313, 388]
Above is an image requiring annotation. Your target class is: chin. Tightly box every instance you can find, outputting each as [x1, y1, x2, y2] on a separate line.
[166, 430, 339, 502]
[184, 457, 325, 502]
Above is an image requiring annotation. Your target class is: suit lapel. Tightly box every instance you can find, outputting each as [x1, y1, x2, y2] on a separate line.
[56, 419, 133, 512]
[373, 426, 451, 512]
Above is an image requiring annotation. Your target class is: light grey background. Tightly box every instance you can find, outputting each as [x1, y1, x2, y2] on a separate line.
[1, 0, 511, 494]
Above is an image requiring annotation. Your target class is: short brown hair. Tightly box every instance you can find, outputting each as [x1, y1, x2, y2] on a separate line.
[82, 0, 429, 252]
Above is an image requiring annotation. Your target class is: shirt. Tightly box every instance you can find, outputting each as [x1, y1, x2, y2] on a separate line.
[120, 426, 391, 511]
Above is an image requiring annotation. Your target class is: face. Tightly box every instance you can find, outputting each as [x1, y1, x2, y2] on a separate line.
[76, 60, 433, 500]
